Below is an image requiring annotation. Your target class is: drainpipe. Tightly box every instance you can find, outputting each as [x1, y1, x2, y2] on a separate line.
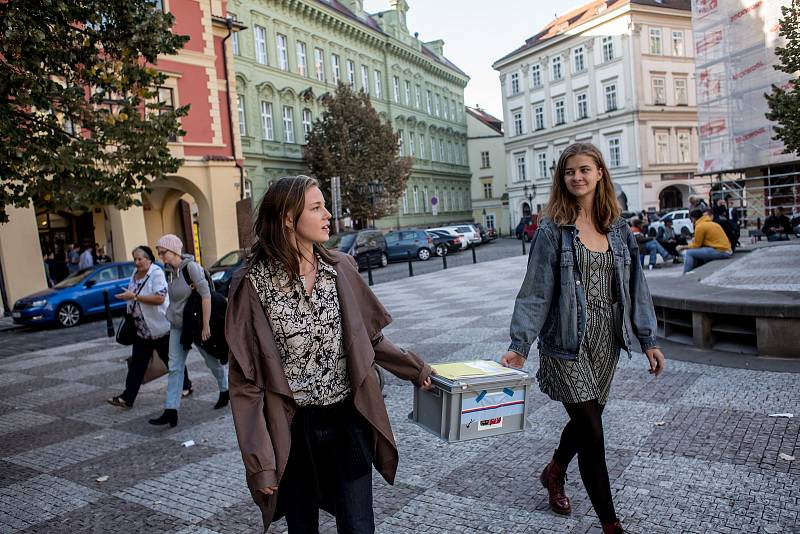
[222, 16, 245, 199]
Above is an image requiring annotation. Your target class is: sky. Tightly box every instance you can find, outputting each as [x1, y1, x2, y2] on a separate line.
[362, 0, 588, 119]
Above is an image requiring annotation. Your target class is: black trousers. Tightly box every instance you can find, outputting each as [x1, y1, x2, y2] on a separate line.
[121, 334, 191, 405]
[276, 397, 375, 534]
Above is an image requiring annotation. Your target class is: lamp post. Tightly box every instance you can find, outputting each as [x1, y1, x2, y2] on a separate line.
[357, 181, 384, 229]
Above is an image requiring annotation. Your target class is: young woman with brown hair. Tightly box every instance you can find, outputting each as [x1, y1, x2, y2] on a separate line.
[501, 142, 665, 533]
[225, 175, 433, 533]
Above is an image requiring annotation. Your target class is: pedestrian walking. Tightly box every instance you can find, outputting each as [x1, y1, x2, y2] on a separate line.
[67, 243, 80, 274]
[226, 175, 434, 533]
[500, 142, 665, 534]
[148, 234, 228, 428]
[78, 242, 94, 270]
[107, 245, 192, 409]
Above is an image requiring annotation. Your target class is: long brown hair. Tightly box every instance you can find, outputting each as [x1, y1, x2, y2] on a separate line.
[251, 175, 337, 276]
[544, 142, 620, 233]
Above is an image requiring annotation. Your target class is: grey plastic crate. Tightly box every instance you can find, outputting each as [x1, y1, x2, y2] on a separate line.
[412, 368, 532, 442]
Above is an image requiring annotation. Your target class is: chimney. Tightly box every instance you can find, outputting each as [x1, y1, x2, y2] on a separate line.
[389, 0, 409, 30]
[425, 39, 444, 58]
[340, 0, 364, 16]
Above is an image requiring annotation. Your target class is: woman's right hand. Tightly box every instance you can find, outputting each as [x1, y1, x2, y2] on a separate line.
[500, 351, 526, 369]
[257, 485, 279, 495]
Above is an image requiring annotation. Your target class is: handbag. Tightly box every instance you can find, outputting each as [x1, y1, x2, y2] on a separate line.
[115, 274, 150, 346]
[126, 350, 168, 384]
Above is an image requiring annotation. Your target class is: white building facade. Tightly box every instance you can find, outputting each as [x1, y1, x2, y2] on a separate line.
[467, 107, 509, 234]
[493, 0, 697, 226]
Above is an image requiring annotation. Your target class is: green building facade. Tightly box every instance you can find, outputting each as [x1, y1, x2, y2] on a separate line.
[229, 0, 471, 228]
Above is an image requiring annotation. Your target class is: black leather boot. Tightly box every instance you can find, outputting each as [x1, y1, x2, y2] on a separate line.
[214, 391, 229, 410]
[148, 409, 178, 427]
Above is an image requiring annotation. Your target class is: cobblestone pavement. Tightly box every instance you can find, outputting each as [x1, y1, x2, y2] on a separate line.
[1, 256, 798, 533]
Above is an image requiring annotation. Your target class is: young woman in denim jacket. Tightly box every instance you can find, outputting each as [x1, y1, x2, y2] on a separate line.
[501, 142, 665, 534]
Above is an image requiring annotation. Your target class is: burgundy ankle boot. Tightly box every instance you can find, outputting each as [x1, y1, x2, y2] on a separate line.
[539, 455, 571, 515]
[601, 520, 624, 534]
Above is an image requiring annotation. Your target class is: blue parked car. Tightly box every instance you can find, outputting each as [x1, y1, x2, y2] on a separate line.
[12, 262, 135, 328]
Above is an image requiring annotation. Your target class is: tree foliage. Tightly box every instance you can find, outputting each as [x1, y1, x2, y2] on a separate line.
[766, 2, 800, 156]
[0, 0, 189, 222]
[303, 83, 413, 225]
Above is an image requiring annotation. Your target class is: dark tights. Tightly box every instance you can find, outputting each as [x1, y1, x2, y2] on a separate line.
[553, 400, 617, 524]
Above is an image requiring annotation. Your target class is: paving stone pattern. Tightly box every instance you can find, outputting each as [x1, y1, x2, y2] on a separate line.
[0, 255, 798, 533]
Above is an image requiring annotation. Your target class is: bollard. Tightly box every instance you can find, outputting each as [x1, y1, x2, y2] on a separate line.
[366, 257, 374, 286]
[442, 249, 448, 270]
[406, 251, 414, 277]
[522, 237, 527, 256]
[471, 242, 477, 264]
[103, 290, 114, 337]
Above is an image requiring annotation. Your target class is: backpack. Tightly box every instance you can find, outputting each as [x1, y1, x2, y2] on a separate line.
[180, 264, 229, 363]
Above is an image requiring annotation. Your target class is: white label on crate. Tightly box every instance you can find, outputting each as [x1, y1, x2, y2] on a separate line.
[478, 417, 503, 431]
[460, 387, 525, 426]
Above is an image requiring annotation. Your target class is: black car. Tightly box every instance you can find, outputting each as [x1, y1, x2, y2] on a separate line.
[427, 230, 462, 256]
[208, 249, 247, 297]
[325, 230, 388, 270]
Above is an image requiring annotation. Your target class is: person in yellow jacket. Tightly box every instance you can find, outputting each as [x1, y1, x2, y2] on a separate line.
[676, 209, 732, 273]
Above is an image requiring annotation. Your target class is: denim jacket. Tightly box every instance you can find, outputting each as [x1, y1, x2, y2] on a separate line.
[509, 217, 659, 360]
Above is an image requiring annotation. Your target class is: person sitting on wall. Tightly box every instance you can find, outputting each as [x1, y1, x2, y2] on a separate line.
[631, 219, 673, 269]
[656, 219, 684, 261]
[676, 209, 732, 274]
[762, 207, 792, 242]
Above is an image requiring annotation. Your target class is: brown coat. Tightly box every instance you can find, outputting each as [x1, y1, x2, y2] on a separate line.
[225, 251, 432, 530]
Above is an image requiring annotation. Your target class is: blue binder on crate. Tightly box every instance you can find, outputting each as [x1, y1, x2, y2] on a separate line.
[412, 360, 532, 442]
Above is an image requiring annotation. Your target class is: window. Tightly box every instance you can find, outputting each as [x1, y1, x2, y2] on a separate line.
[404, 80, 412, 105]
[295, 41, 307, 75]
[551, 56, 562, 81]
[244, 179, 253, 199]
[430, 137, 437, 161]
[604, 82, 618, 112]
[672, 31, 685, 56]
[608, 136, 621, 167]
[655, 130, 669, 163]
[276, 34, 288, 70]
[434, 94, 441, 117]
[360, 65, 369, 94]
[554, 98, 566, 125]
[302, 108, 312, 137]
[314, 48, 325, 81]
[282, 106, 294, 143]
[652, 76, 666, 105]
[485, 213, 495, 230]
[678, 131, 691, 163]
[426, 90, 432, 113]
[576, 92, 588, 119]
[419, 134, 425, 159]
[510, 72, 520, 95]
[415, 85, 422, 108]
[444, 98, 450, 121]
[533, 104, 545, 130]
[254, 26, 268, 65]
[331, 54, 341, 84]
[374, 70, 382, 99]
[480, 151, 490, 168]
[515, 153, 527, 182]
[154, 87, 177, 141]
[260, 101, 274, 140]
[573, 47, 585, 72]
[346, 60, 355, 85]
[408, 132, 415, 156]
[448, 141, 454, 163]
[537, 152, 548, 178]
[602, 36, 614, 62]
[675, 77, 688, 105]
[392, 76, 400, 102]
[649, 28, 662, 55]
[483, 182, 492, 199]
[398, 130, 404, 156]
[531, 64, 542, 87]
[402, 190, 409, 214]
[231, 14, 240, 55]
[423, 186, 429, 212]
[439, 139, 445, 163]
[237, 94, 246, 136]
[513, 110, 524, 136]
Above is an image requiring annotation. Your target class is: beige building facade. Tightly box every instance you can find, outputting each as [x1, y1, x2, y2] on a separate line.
[467, 107, 510, 235]
[493, 0, 698, 226]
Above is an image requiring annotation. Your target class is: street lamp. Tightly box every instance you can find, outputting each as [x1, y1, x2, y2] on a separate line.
[357, 180, 384, 228]
[522, 184, 535, 217]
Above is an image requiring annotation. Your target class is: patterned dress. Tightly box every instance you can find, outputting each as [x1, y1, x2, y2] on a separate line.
[536, 236, 620, 405]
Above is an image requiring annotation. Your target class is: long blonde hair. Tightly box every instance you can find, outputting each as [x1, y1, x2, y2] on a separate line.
[544, 142, 620, 233]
